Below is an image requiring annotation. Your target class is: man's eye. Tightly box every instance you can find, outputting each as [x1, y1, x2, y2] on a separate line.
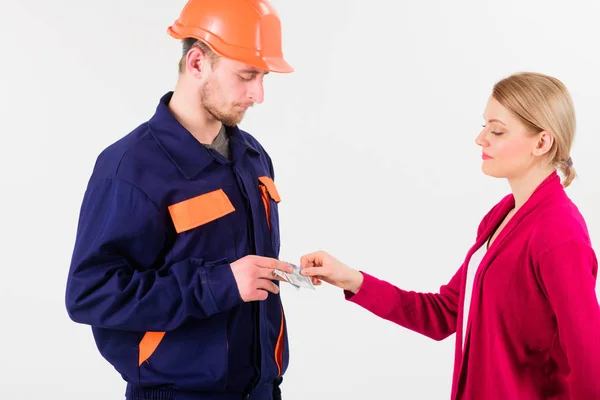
[239, 75, 253, 81]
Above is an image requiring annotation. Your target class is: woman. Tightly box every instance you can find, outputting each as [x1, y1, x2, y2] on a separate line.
[299, 72, 600, 399]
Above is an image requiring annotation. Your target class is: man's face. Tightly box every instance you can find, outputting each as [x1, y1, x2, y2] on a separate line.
[200, 57, 268, 126]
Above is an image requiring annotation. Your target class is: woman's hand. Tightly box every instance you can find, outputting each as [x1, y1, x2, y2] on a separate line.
[300, 251, 364, 294]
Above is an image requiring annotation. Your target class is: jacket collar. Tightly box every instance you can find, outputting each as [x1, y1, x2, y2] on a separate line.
[479, 170, 563, 251]
[148, 92, 260, 180]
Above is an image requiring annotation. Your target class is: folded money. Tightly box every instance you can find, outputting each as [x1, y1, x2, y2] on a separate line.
[274, 263, 316, 290]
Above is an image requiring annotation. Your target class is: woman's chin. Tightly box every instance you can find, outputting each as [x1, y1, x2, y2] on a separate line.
[481, 164, 505, 179]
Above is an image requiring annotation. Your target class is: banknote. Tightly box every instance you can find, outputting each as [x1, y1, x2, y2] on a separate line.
[274, 263, 315, 290]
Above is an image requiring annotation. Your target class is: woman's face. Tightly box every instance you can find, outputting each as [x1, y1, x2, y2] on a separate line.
[476, 96, 550, 180]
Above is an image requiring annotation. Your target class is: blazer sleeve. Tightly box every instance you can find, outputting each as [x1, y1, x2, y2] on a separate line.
[65, 177, 243, 332]
[345, 268, 462, 341]
[342, 200, 503, 340]
[536, 239, 600, 398]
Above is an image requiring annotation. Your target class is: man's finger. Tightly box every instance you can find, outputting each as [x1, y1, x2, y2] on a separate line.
[261, 268, 288, 282]
[252, 289, 269, 301]
[257, 279, 280, 295]
[271, 273, 290, 283]
[274, 260, 295, 273]
[252, 256, 294, 273]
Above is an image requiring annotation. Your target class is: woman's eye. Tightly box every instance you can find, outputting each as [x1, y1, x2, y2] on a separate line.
[482, 125, 503, 136]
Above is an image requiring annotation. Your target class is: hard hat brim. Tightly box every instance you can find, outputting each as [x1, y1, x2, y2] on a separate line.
[256, 57, 294, 74]
[168, 26, 294, 74]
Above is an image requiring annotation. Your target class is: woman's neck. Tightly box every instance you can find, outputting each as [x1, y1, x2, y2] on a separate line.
[507, 166, 555, 209]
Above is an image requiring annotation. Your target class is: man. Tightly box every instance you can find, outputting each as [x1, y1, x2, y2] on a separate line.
[65, 1, 295, 399]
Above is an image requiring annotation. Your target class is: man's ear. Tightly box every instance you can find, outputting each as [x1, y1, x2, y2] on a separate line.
[532, 131, 554, 157]
[185, 47, 209, 79]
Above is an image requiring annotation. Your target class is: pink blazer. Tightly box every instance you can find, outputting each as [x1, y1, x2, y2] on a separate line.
[347, 171, 600, 399]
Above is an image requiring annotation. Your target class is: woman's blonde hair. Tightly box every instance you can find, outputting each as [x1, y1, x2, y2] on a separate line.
[492, 72, 577, 187]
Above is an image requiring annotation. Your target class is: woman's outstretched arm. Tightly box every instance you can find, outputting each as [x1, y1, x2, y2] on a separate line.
[300, 251, 462, 341]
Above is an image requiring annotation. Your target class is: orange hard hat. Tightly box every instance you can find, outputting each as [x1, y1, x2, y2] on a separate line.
[167, 0, 293, 73]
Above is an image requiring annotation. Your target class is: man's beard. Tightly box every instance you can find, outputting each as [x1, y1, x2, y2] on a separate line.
[200, 79, 250, 126]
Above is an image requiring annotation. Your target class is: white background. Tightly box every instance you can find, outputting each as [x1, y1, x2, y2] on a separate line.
[1, 0, 599, 399]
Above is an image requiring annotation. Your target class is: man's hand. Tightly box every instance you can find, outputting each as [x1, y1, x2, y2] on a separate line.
[231, 255, 295, 302]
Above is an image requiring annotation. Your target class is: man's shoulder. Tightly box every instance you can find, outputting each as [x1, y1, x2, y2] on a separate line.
[91, 121, 161, 180]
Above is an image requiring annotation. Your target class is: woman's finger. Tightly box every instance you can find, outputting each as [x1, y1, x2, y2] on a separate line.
[300, 250, 330, 268]
[301, 266, 327, 277]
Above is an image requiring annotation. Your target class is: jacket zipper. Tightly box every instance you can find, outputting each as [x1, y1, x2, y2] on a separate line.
[234, 165, 262, 394]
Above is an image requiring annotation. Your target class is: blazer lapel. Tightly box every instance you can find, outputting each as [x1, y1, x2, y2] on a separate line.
[476, 171, 561, 278]
[455, 171, 562, 395]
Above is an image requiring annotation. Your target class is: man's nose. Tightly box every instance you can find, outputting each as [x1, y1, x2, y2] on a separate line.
[248, 80, 264, 104]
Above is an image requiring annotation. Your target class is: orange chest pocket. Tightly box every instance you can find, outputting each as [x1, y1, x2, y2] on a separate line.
[258, 176, 280, 231]
[168, 189, 235, 234]
[139, 189, 237, 366]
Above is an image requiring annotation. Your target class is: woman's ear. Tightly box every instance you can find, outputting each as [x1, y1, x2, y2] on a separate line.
[532, 131, 554, 156]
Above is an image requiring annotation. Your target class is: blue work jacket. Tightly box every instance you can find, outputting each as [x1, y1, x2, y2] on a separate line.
[65, 92, 288, 400]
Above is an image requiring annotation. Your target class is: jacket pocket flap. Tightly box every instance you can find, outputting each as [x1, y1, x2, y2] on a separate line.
[258, 176, 281, 203]
[168, 189, 235, 233]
